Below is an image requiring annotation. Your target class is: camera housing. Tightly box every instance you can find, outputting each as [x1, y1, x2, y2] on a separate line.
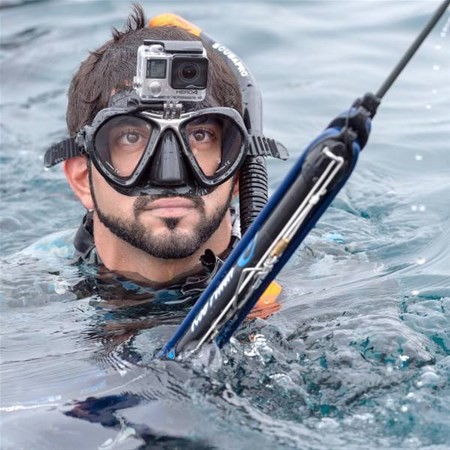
[133, 40, 208, 103]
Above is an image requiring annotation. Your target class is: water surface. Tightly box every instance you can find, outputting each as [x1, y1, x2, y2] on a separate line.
[1, 1, 449, 448]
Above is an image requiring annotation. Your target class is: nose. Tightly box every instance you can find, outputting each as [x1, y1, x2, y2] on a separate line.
[148, 130, 190, 186]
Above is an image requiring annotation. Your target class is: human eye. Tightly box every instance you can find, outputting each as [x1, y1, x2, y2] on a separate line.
[186, 116, 222, 146]
[188, 126, 216, 144]
[110, 122, 150, 152]
[116, 129, 146, 147]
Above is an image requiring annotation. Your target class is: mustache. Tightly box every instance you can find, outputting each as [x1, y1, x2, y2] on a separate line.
[133, 193, 205, 216]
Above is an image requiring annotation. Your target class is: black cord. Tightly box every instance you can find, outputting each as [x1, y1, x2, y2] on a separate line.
[376, 0, 450, 99]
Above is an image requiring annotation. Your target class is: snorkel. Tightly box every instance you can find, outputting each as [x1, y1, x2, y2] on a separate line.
[149, 14, 288, 234]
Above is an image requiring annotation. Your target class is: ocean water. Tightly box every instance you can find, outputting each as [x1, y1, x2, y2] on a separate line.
[1, 1, 449, 449]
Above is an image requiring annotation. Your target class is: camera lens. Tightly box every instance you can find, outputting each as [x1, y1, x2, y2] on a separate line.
[179, 63, 199, 82]
[171, 57, 208, 90]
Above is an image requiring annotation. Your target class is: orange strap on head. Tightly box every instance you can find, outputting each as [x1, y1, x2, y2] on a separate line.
[149, 13, 202, 37]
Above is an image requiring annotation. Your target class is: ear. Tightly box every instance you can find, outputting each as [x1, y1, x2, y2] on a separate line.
[63, 156, 94, 210]
[232, 176, 240, 198]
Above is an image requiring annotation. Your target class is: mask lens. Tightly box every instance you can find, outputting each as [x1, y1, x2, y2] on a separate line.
[182, 114, 245, 179]
[94, 115, 154, 178]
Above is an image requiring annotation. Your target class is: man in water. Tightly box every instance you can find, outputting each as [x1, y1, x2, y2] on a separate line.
[45, 5, 283, 289]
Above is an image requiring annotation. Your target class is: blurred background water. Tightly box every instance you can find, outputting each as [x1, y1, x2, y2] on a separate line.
[0, 1, 449, 449]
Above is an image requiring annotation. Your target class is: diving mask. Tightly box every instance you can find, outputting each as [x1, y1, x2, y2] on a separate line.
[45, 95, 249, 197]
[82, 102, 248, 196]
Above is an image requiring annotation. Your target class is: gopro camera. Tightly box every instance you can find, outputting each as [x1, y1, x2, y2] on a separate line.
[133, 40, 208, 103]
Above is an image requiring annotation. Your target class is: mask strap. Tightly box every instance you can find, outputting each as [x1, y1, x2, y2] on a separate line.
[248, 135, 289, 160]
[44, 137, 82, 168]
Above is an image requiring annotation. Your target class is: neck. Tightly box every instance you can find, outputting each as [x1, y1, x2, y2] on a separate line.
[92, 213, 233, 284]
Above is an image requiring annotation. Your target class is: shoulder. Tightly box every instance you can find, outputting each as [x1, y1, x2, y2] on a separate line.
[18, 229, 77, 262]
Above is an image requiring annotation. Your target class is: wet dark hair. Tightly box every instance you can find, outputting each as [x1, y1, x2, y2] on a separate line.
[67, 3, 242, 135]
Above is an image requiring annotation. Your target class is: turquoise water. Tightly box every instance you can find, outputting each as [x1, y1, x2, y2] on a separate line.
[1, 1, 449, 448]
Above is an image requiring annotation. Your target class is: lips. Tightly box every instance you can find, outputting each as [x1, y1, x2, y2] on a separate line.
[146, 197, 196, 210]
[138, 197, 198, 219]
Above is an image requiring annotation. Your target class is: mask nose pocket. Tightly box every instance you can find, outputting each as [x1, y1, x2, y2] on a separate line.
[148, 130, 190, 186]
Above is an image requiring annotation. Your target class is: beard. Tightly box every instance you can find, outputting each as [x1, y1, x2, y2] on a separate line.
[90, 177, 234, 260]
